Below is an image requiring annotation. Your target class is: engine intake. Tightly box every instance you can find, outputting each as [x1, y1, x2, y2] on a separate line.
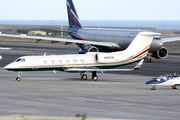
[152, 47, 168, 59]
[79, 45, 99, 54]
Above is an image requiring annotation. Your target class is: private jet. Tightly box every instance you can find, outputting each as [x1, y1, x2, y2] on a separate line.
[146, 74, 180, 90]
[4, 32, 159, 81]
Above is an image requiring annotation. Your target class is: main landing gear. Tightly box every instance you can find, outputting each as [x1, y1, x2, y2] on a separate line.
[80, 71, 98, 81]
[172, 86, 177, 89]
[146, 53, 152, 63]
[16, 72, 23, 81]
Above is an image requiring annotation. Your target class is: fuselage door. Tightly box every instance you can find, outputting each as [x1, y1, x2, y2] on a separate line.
[33, 58, 39, 70]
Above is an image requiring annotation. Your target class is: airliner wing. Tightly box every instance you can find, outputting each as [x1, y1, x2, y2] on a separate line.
[65, 59, 144, 72]
[36, 27, 71, 33]
[0, 33, 119, 48]
[161, 37, 180, 43]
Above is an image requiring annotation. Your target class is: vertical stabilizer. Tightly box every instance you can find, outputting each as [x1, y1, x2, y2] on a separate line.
[67, 0, 83, 28]
[124, 32, 160, 58]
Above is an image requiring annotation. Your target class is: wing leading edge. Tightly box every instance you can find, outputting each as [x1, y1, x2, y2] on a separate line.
[161, 37, 180, 43]
[65, 59, 144, 72]
[0, 33, 119, 48]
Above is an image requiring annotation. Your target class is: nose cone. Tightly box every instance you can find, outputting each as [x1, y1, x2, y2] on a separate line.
[150, 40, 163, 52]
[146, 78, 158, 85]
[4, 63, 13, 70]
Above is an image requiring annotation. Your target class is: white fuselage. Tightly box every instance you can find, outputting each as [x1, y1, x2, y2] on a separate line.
[4, 52, 134, 71]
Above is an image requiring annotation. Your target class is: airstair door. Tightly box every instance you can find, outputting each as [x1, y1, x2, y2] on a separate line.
[33, 58, 39, 70]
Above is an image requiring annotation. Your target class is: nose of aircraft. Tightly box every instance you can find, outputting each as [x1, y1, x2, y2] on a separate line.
[150, 40, 163, 52]
[4, 63, 13, 70]
[146, 79, 158, 85]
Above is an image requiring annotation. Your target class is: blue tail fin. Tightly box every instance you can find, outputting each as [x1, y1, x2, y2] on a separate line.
[67, 0, 83, 28]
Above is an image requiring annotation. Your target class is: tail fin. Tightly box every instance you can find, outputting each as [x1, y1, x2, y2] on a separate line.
[66, 0, 83, 28]
[124, 32, 160, 58]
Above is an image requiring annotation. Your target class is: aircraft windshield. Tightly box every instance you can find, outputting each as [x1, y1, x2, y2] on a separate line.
[15, 58, 22, 62]
[15, 58, 25, 62]
[158, 75, 167, 80]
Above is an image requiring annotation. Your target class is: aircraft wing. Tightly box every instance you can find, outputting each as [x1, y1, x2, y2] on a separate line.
[0, 33, 120, 48]
[65, 59, 144, 72]
[161, 37, 180, 43]
[36, 27, 71, 33]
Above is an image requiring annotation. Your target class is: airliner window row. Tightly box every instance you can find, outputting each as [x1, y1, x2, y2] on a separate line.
[43, 59, 85, 65]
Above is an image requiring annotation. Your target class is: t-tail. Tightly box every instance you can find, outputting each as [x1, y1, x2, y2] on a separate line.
[123, 32, 161, 61]
[67, 0, 83, 28]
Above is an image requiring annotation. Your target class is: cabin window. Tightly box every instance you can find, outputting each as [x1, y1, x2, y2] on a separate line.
[73, 60, 77, 64]
[58, 60, 62, 64]
[43, 61, 47, 64]
[66, 60, 70, 64]
[80, 60, 84, 63]
[51, 60, 55, 64]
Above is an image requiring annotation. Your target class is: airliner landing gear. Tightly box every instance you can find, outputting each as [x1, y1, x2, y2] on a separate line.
[92, 71, 98, 81]
[146, 53, 152, 63]
[172, 86, 177, 89]
[151, 86, 156, 90]
[16, 72, 23, 81]
[80, 72, 87, 80]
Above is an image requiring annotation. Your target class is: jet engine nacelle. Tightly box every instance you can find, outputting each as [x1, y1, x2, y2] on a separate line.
[95, 53, 126, 63]
[152, 47, 169, 59]
[79, 45, 99, 54]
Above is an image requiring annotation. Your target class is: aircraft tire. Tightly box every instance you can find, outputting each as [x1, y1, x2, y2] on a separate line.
[16, 77, 21, 81]
[81, 74, 87, 80]
[92, 76, 98, 81]
[151, 86, 156, 90]
[172, 86, 177, 89]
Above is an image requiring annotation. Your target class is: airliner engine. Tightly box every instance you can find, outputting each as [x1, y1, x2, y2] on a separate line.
[79, 45, 99, 54]
[152, 47, 168, 59]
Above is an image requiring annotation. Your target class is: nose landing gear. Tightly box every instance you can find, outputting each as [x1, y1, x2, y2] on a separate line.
[16, 72, 23, 81]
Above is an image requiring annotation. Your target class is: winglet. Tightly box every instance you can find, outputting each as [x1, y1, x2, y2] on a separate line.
[133, 59, 144, 70]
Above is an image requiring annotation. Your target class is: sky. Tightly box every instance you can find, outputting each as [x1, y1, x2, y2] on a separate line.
[0, 0, 180, 20]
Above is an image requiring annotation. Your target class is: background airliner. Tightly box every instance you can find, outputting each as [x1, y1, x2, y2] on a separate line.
[1, 0, 180, 62]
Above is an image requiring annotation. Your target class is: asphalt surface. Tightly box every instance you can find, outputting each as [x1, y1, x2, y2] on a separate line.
[1, 39, 180, 120]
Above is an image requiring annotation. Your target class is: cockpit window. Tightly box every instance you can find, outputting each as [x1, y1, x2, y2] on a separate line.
[15, 58, 25, 62]
[153, 37, 161, 40]
[15, 58, 22, 62]
[21, 58, 25, 62]
[158, 75, 167, 80]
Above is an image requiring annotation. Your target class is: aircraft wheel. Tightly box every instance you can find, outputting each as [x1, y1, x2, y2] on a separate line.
[92, 76, 98, 81]
[16, 77, 21, 81]
[172, 86, 177, 89]
[81, 74, 87, 80]
[151, 86, 156, 90]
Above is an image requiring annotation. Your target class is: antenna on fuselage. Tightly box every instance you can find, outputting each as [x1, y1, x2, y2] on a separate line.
[44, 53, 46, 56]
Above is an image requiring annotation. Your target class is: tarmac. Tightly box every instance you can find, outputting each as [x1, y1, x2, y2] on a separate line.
[0, 38, 180, 120]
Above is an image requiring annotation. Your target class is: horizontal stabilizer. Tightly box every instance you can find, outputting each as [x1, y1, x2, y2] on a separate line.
[65, 59, 144, 72]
